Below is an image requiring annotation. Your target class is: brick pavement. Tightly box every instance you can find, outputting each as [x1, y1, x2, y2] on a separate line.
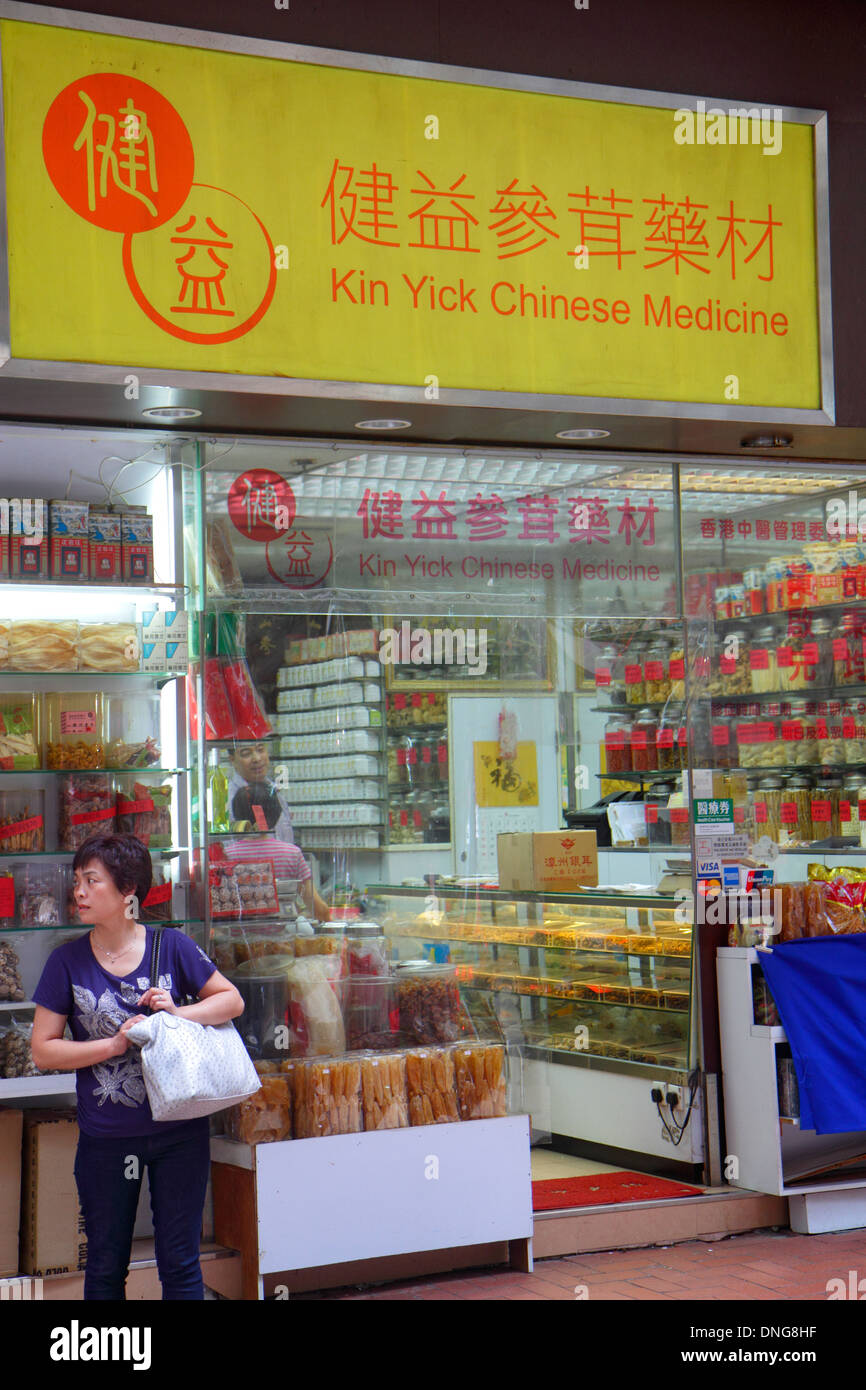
[293, 1229, 866, 1300]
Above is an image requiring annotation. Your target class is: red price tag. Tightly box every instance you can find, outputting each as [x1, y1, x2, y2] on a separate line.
[630, 731, 648, 748]
[802, 643, 819, 664]
[711, 725, 730, 746]
[833, 638, 848, 660]
[411, 693, 422, 707]
[777, 646, 793, 668]
[670, 808, 689, 824]
[657, 729, 674, 748]
[749, 649, 769, 670]
[719, 657, 736, 675]
[755, 802, 768, 823]
[669, 658, 685, 679]
[645, 804, 659, 824]
[394, 694, 406, 710]
[843, 718, 856, 738]
[644, 661, 664, 680]
[624, 664, 643, 685]
[605, 732, 627, 748]
[595, 668, 612, 688]
[811, 800, 832, 822]
[780, 802, 799, 824]
[840, 800, 852, 822]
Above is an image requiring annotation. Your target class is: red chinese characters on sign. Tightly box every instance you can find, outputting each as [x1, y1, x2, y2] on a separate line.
[227, 470, 295, 542]
[320, 158, 400, 246]
[43, 73, 195, 233]
[408, 172, 480, 252]
[488, 180, 560, 258]
[568, 497, 611, 545]
[171, 215, 234, 317]
[466, 495, 509, 540]
[564, 187, 635, 268]
[357, 489, 404, 539]
[643, 195, 710, 274]
[697, 516, 842, 542]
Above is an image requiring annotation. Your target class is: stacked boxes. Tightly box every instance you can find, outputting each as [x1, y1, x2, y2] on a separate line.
[88, 509, 121, 582]
[49, 500, 89, 581]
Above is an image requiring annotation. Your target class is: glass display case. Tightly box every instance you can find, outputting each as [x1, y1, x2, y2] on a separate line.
[371, 884, 694, 1073]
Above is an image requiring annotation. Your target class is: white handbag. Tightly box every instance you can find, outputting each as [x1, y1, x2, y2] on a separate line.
[125, 930, 259, 1121]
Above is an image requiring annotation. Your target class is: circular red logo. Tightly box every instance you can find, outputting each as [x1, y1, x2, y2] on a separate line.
[43, 73, 195, 234]
[227, 471, 296, 542]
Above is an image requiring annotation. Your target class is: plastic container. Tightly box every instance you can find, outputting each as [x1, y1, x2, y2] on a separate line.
[645, 782, 674, 847]
[346, 923, 390, 977]
[45, 690, 105, 768]
[643, 638, 670, 703]
[839, 772, 866, 843]
[710, 711, 735, 769]
[753, 775, 783, 845]
[115, 773, 173, 848]
[593, 643, 622, 695]
[719, 629, 751, 696]
[58, 773, 114, 851]
[13, 861, 63, 924]
[106, 690, 162, 768]
[343, 974, 397, 1050]
[779, 775, 812, 848]
[781, 697, 814, 768]
[630, 708, 658, 772]
[0, 789, 45, 853]
[395, 961, 463, 1044]
[749, 624, 778, 695]
[624, 641, 647, 706]
[0, 695, 41, 770]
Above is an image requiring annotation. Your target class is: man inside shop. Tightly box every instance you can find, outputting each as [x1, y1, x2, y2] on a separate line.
[224, 740, 331, 922]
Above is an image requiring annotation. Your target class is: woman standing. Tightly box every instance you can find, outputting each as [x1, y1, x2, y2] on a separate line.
[30, 833, 243, 1301]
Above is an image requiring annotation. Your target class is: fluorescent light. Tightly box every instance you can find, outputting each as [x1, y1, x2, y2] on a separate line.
[354, 418, 412, 430]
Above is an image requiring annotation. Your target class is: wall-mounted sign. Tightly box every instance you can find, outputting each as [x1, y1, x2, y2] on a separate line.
[0, 15, 831, 417]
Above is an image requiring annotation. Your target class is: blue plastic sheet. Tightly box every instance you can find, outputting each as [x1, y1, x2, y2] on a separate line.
[759, 937, 866, 1135]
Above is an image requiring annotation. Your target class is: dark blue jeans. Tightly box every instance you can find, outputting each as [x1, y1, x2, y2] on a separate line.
[74, 1120, 210, 1300]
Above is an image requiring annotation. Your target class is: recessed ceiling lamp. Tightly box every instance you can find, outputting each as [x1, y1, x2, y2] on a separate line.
[141, 406, 202, 421]
[354, 418, 412, 430]
[555, 428, 611, 441]
[740, 433, 793, 448]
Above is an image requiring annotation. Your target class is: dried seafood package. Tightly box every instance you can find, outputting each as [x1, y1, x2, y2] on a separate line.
[405, 1046, 460, 1126]
[453, 1043, 508, 1120]
[293, 1056, 362, 1138]
[360, 1051, 409, 1131]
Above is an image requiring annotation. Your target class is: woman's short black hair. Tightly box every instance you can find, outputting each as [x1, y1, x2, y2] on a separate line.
[232, 782, 281, 830]
[72, 833, 153, 905]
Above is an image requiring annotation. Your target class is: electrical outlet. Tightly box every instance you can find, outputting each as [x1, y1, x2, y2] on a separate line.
[666, 1086, 682, 1110]
[650, 1080, 666, 1103]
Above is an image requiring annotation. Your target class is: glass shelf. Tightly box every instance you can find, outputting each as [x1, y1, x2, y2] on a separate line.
[368, 883, 678, 909]
[0, 767, 189, 776]
[461, 979, 688, 1012]
[0, 919, 203, 932]
[0, 670, 184, 679]
[0, 581, 185, 598]
[388, 927, 690, 960]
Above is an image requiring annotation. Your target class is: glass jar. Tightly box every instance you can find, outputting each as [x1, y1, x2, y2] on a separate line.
[804, 617, 834, 689]
[644, 639, 671, 703]
[656, 706, 679, 772]
[842, 697, 866, 764]
[45, 690, 105, 768]
[810, 775, 841, 841]
[386, 740, 401, 785]
[710, 710, 735, 769]
[401, 734, 420, 789]
[58, 773, 114, 851]
[0, 695, 41, 770]
[115, 772, 173, 849]
[435, 732, 449, 783]
[668, 644, 686, 700]
[833, 612, 866, 688]
[753, 775, 783, 845]
[0, 789, 46, 854]
[624, 641, 647, 705]
[839, 773, 866, 844]
[817, 699, 845, 765]
[415, 734, 437, 787]
[594, 643, 623, 697]
[404, 790, 426, 843]
[668, 790, 690, 847]
[428, 794, 451, 843]
[779, 774, 813, 848]
[106, 690, 161, 768]
[645, 782, 674, 847]
[749, 624, 778, 694]
[604, 712, 633, 775]
[719, 628, 751, 697]
[388, 692, 410, 730]
[630, 708, 658, 772]
[781, 697, 813, 768]
[736, 705, 778, 768]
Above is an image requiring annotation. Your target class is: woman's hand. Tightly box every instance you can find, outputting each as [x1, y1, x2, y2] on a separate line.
[137, 987, 178, 1015]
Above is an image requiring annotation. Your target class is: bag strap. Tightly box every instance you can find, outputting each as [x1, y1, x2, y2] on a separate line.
[149, 927, 164, 996]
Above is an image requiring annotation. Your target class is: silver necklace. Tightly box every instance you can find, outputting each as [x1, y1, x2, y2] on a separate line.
[92, 930, 140, 963]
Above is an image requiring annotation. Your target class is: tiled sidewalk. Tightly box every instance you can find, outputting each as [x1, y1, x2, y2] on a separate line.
[296, 1230, 866, 1300]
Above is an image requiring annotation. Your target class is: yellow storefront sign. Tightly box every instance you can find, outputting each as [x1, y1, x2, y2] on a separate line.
[0, 17, 826, 409]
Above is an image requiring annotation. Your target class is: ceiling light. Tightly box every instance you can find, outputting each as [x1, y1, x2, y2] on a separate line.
[555, 428, 611, 441]
[141, 406, 202, 421]
[740, 434, 793, 448]
[354, 418, 412, 431]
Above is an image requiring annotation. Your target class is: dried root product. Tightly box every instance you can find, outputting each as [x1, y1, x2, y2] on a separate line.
[0, 940, 24, 1000]
[453, 1043, 507, 1120]
[226, 1073, 292, 1144]
[405, 1046, 460, 1126]
[360, 1051, 409, 1131]
[293, 1056, 362, 1137]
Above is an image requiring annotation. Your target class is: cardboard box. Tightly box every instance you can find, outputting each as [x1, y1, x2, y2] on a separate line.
[121, 511, 154, 583]
[0, 1108, 23, 1276]
[497, 830, 598, 892]
[20, 1110, 87, 1277]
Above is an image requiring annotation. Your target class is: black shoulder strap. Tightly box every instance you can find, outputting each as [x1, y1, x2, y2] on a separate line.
[149, 927, 164, 991]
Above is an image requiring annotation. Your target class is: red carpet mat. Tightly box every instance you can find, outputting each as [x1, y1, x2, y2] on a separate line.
[532, 1170, 705, 1211]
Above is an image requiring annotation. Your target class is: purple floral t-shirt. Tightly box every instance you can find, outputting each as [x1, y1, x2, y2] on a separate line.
[32, 927, 217, 1138]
